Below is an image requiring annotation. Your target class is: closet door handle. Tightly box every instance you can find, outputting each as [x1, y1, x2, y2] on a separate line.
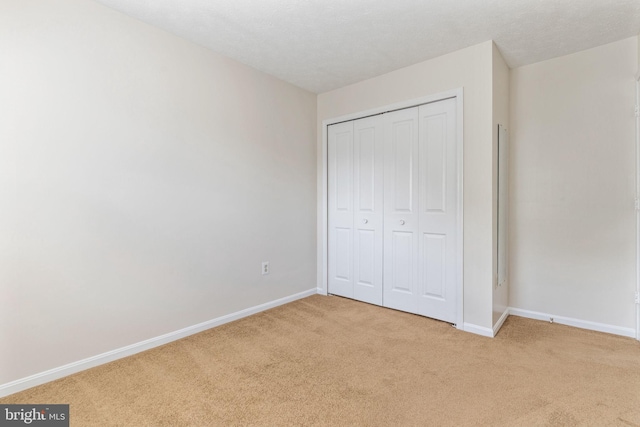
[399, 220, 405, 225]
[362, 219, 368, 224]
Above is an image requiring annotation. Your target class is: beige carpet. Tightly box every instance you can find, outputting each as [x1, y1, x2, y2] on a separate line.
[2, 294, 640, 426]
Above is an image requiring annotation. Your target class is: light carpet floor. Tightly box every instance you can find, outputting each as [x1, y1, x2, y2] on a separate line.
[2, 294, 640, 426]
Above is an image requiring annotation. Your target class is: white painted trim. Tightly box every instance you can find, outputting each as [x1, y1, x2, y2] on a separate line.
[509, 307, 636, 338]
[492, 309, 510, 336]
[322, 89, 462, 127]
[636, 79, 640, 341]
[316, 287, 326, 295]
[455, 88, 464, 330]
[318, 120, 328, 295]
[0, 288, 317, 398]
[463, 323, 494, 338]
[464, 308, 509, 338]
[318, 88, 465, 330]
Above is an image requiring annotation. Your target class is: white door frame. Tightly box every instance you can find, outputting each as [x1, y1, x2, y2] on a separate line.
[318, 88, 464, 330]
[635, 74, 640, 341]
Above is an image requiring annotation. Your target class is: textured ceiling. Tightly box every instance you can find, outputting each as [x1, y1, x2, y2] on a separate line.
[94, 0, 640, 93]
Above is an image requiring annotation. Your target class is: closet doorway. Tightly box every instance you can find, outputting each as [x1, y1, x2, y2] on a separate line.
[325, 92, 462, 325]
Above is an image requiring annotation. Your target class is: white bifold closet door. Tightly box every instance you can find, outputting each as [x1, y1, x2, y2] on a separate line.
[382, 107, 420, 314]
[328, 116, 384, 305]
[328, 97, 458, 324]
[383, 98, 458, 322]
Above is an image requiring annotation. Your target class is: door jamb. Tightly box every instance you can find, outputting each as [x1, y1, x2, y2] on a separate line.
[635, 75, 639, 341]
[318, 88, 465, 330]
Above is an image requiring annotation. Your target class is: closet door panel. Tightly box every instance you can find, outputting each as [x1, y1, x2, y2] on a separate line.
[383, 107, 419, 314]
[390, 231, 414, 292]
[417, 98, 458, 322]
[328, 97, 459, 324]
[353, 116, 384, 305]
[391, 124, 414, 212]
[328, 121, 354, 298]
[422, 233, 446, 297]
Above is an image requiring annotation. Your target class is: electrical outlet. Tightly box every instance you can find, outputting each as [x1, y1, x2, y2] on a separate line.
[261, 261, 269, 275]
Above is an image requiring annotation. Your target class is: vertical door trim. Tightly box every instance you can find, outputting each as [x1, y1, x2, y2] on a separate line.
[319, 88, 464, 330]
[636, 77, 640, 341]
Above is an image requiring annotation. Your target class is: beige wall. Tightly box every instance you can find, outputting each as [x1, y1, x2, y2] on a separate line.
[491, 44, 510, 327]
[509, 37, 637, 329]
[0, 0, 317, 385]
[317, 41, 495, 329]
[3, 0, 635, 391]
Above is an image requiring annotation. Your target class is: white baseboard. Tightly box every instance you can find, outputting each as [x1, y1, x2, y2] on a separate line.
[508, 307, 636, 338]
[493, 309, 510, 336]
[463, 322, 494, 338]
[0, 288, 317, 398]
[317, 287, 327, 295]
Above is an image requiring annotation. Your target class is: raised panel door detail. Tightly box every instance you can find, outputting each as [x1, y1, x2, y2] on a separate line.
[391, 121, 414, 213]
[422, 233, 446, 299]
[357, 127, 376, 213]
[423, 114, 446, 213]
[417, 98, 458, 323]
[334, 228, 351, 281]
[328, 121, 355, 299]
[335, 131, 353, 212]
[391, 231, 413, 293]
[353, 116, 384, 306]
[329, 97, 459, 324]
[329, 116, 384, 306]
[356, 230, 375, 287]
[383, 107, 420, 315]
